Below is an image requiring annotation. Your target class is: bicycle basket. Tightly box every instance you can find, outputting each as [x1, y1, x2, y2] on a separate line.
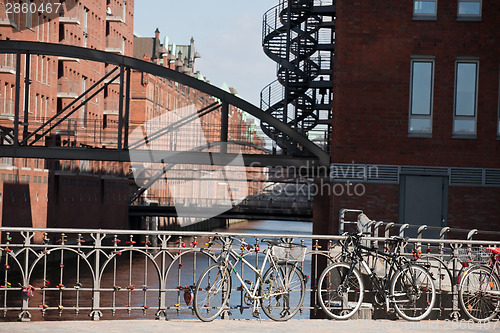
[456, 247, 491, 263]
[271, 243, 307, 262]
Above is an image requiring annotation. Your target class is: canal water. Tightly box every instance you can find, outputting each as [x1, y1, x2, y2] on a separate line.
[6, 220, 313, 322]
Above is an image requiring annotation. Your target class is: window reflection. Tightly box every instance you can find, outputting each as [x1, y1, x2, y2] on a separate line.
[458, 0, 481, 16]
[414, 0, 437, 15]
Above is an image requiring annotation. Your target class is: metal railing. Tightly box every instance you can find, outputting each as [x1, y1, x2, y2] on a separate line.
[58, 4, 80, 24]
[1, 224, 500, 322]
[106, 4, 124, 22]
[57, 80, 80, 98]
[339, 208, 500, 241]
[104, 99, 119, 114]
[0, 54, 15, 73]
[0, 98, 14, 119]
[134, 196, 312, 210]
[105, 37, 124, 54]
[0, 1, 15, 27]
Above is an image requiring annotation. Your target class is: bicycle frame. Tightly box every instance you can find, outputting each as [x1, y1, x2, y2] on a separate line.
[481, 255, 500, 298]
[342, 236, 412, 308]
[218, 243, 287, 303]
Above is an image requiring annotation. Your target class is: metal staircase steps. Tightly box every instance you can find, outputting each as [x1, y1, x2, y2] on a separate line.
[261, 0, 334, 155]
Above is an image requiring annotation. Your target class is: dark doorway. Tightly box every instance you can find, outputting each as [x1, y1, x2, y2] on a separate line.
[399, 175, 448, 239]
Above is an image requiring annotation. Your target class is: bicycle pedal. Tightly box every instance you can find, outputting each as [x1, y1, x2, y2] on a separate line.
[252, 310, 260, 318]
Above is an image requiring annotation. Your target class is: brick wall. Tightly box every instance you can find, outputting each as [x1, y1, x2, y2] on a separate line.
[448, 186, 500, 232]
[0, 0, 134, 231]
[320, 1, 500, 234]
[329, 182, 400, 233]
[332, 0, 500, 167]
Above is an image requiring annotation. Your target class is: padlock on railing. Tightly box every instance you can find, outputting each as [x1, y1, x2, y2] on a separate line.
[22, 285, 35, 297]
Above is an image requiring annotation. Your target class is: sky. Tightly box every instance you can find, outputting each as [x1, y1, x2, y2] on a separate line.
[133, 0, 277, 108]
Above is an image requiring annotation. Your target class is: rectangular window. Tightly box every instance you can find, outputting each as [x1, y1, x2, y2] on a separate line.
[26, 1, 32, 29]
[41, 16, 45, 42]
[413, 0, 437, 19]
[409, 59, 434, 136]
[34, 94, 38, 121]
[80, 77, 87, 128]
[458, 0, 481, 20]
[454, 60, 478, 137]
[40, 95, 44, 122]
[83, 7, 89, 47]
[40, 56, 44, 84]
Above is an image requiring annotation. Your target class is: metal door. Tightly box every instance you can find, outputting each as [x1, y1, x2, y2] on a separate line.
[399, 175, 448, 238]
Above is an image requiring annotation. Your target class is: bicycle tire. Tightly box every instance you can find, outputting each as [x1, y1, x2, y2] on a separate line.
[260, 263, 306, 321]
[459, 265, 500, 323]
[390, 264, 436, 321]
[316, 262, 364, 320]
[193, 263, 232, 322]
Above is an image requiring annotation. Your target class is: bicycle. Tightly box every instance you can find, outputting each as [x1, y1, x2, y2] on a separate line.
[317, 232, 436, 321]
[193, 234, 307, 322]
[458, 246, 500, 322]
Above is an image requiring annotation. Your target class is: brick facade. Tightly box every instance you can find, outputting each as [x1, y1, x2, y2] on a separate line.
[0, 0, 134, 231]
[322, 0, 500, 235]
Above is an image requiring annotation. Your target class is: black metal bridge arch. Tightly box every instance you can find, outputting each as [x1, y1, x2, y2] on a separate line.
[0, 41, 330, 168]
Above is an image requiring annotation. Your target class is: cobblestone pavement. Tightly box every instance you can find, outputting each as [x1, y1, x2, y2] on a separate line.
[1, 319, 500, 333]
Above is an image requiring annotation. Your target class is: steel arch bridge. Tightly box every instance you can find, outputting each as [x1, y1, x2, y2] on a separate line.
[0, 41, 330, 168]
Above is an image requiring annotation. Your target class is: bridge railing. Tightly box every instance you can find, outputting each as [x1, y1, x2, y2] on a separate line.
[339, 208, 500, 241]
[134, 195, 312, 210]
[1, 226, 499, 322]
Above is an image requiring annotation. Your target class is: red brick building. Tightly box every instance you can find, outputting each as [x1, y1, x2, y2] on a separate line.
[320, 0, 500, 235]
[0, 0, 134, 233]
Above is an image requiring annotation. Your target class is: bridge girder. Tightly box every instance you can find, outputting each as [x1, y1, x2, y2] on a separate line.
[0, 41, 330, 167]
[0, 145, 322, 168]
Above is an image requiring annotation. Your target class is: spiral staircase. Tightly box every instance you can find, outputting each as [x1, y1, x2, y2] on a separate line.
[261, 0, 335, 155]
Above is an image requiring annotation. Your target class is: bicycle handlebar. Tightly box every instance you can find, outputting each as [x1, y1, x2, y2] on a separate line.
[212, 234, 254, 250]
[342, 231, 408, 244]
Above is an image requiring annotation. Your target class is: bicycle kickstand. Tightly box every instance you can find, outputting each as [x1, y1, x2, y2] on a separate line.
[252, 300, 261, 322]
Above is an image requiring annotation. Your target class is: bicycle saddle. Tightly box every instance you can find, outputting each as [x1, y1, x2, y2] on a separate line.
[388, 236, 408, 243]
[486, 247, 500, 254]
[261, 238, 281, 246]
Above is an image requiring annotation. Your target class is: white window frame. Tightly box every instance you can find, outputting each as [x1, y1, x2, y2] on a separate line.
[453, 59, 479, 138]
[457, 0, 482, 21]
[413, 0, 437, 20]
[409, 57, 435, 137]
[80, 77, 87, 128]
[26, 0, 32, 29]
[83, 7, 88, 47]
[34, 93, 38, 122]
[39, 94, 44, 122]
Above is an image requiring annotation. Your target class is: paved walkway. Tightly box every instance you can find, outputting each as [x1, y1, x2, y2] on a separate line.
[1, 319, 499, 333]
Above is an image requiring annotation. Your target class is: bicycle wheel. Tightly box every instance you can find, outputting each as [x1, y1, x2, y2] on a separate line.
[260, 263, 306, 321]
[391, 264, 436, 321]
[193, 263, 232, 322]
[316, 262, 364, 320]
[459, 265, 500, 322]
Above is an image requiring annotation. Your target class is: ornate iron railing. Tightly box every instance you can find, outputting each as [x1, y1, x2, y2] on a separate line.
[0, 226, 499, 322]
